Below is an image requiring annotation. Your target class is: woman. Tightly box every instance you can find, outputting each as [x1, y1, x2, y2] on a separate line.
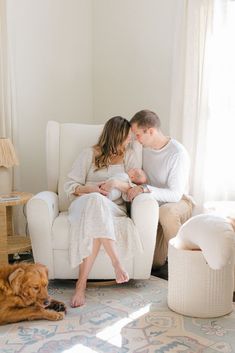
[64, 116, 142, 307]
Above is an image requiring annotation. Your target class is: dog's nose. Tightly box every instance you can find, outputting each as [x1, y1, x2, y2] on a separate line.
[44, 299, 50, 306]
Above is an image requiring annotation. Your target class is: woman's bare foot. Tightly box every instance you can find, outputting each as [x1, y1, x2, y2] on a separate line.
[70, 281, 86, 308]
[113, 262, 129, 283]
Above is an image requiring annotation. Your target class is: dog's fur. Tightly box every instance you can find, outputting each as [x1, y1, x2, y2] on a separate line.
[0, 263, 66, 325]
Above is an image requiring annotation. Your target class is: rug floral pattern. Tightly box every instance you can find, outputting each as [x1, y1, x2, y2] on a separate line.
[0, 277, 234, 353]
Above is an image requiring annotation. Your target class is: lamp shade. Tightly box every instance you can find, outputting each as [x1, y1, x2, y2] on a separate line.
[0, 138, 19, 168]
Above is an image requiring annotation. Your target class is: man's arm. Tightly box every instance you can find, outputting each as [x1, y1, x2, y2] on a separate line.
[147, 153, 189, 202]
[128, 152, 189, 202]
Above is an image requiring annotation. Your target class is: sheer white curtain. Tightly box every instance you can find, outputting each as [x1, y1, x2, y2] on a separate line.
[0, 0, 20, 188]
[205, 1, 235, 201]
[170, 0, 233, 212]
[0, 0, 13, 138]
[0, 0, 23, 233]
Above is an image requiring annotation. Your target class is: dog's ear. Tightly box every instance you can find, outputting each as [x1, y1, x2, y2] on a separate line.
[8, 268, 25, 294]
[0, 279, 8, 293]
[35, 263, 49, 278]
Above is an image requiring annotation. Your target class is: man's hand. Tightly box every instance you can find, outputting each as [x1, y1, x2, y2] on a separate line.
[127, 185, 143, 201]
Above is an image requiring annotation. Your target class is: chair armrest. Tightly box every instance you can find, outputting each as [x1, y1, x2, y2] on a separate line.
[26, 191, 59, 278]
[131, 193, 159, 278]
[27, 191, 59, 223]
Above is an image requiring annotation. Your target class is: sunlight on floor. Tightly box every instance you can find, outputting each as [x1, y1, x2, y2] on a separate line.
[59, 306, 152, 353]
[106, 334, 123, 347]
[129, 303, 151, 320]
[96, 304, 151, 347]
[63, 344, 98, 353]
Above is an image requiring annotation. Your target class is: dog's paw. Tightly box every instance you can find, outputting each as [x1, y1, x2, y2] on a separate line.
[54, 311, 65, 321]
[47, 310, 65, 321]
[46, 299, 67, 313]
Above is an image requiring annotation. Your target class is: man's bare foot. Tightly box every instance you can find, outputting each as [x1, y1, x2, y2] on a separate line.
[70, 282, 86, 308]
[113, 262, 129, 283]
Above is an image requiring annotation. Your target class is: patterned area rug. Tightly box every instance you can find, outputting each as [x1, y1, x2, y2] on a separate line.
[0, 276, 234, 353]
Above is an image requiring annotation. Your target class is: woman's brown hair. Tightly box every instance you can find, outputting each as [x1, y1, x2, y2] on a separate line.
[94, 116, 130, 170]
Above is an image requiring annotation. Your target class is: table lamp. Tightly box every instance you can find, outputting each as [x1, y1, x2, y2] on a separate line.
[0, 137, 19, 195]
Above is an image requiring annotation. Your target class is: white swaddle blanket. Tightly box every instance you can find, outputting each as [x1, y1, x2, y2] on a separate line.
[85, 172, 132, 201]
[172, 214, 235, 270]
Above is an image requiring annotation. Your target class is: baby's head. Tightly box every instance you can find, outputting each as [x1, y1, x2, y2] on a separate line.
[128, 168, 147, 185]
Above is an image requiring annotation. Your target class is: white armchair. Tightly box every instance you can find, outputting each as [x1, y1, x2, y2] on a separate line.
[27, 121, 159, 279]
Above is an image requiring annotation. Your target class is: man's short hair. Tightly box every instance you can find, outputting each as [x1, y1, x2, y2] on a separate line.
[130, 109, 161, 129]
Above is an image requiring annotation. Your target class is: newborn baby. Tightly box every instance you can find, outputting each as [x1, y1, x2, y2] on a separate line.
[172, 214, 235, 270]
[108, 168, 147, 201]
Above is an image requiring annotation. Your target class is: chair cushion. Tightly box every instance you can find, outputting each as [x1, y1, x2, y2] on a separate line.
[51, 212, 109, 253]
[51, 211, 143, 261]
[52, 212, 110, 251]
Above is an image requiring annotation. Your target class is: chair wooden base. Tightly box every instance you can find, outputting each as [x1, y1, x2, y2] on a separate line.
[87, 279, 117, 287]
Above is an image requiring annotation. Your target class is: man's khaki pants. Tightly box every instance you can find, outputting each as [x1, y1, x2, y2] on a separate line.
[152, 196, 194, 268]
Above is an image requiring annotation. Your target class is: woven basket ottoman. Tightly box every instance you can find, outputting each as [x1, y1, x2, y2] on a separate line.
[168, 239, 234, 318]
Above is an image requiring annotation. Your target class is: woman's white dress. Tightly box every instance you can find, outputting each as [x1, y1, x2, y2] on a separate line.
[64, 147, 143, 268]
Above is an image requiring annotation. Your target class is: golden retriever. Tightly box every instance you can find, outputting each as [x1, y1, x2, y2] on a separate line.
[0, 262, 66, 325]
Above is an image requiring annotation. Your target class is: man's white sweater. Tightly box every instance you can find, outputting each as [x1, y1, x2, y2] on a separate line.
[143, 139, 190, 204]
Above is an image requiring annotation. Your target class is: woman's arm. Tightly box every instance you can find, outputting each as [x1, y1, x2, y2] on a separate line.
[64, 148, 95, 198]
[99, 179, 131, 194]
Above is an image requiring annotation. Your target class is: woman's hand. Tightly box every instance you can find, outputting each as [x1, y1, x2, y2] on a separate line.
[100, 179, 131, 194]
[86, 185, 103, 194]
[74, 184, 108, 196]
[99, 179, 117, 193]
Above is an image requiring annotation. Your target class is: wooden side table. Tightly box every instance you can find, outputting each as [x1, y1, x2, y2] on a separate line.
[0, 191, 33, 264]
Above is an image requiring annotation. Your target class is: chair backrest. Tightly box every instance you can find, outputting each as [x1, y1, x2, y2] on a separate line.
[47, 121, 104, 211]
[46, 121, 142, 212]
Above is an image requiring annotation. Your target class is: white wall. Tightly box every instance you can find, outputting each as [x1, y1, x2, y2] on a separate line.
[7, 0, 179, 193]
[7, 0, 93, 193]
[93, 0, 178, 131]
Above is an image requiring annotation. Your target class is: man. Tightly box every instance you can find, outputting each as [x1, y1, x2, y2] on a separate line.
[128, 109, 194, 272]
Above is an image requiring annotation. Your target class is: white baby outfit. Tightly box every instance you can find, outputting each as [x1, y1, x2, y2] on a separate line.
[107, 172, 131, 201]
